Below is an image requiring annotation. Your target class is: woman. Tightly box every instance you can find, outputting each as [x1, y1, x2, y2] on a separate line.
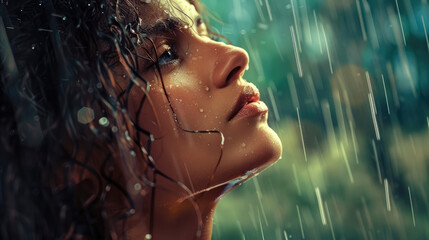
[0, 0, 282, 239]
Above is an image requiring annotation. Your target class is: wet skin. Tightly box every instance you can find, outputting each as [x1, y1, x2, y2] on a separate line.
[112, 0, 282, 239]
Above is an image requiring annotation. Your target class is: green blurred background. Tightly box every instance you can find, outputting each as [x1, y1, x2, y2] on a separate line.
[200, 0, 429, 239]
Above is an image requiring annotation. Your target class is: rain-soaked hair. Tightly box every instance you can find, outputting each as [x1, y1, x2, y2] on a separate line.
[0, 0, 223, 239]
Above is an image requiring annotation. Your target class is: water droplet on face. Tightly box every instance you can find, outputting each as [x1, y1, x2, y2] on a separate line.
[215, 61, 219, 65]
[196, 49, 199, 52]
[98, 117, 109, 127]
[31, 44, 36, 50]
[241, 143, 246, 148]
[145, 234, 152, 239]
[199, 108, 204, 113]
[204, 114, 207, 118]
[205, 86, 210, 91]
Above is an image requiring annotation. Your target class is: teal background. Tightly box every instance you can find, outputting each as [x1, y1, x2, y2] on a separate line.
[200, 0, 429, 239]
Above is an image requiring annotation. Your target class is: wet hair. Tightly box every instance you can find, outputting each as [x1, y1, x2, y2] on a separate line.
[0, 0, 223, 239]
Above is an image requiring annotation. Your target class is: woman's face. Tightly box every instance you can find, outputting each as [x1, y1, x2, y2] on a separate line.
[115, 0, 282, 198]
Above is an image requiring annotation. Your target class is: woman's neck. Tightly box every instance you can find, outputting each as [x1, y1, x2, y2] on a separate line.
[124, 184, 225, 240]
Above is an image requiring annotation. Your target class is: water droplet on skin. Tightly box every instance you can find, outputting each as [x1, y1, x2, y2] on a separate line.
[130, 150, 136, 157]
[199, 109, 204, 113]
[204, 115, 207, 118]
[196, 49, 199, 52]
[145, 234, 152, 239]
[122, 74, 126, 78]
[31, 44, 36, 50]
[241, 143, 246, 148]
[215, 61, 219, 65]
[98, 117, 109, 127]
[175, 84, 179, 87]
[205, 86, 210, 91]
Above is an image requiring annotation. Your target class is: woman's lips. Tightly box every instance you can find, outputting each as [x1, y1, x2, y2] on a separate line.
[228, 84, 269, 121]
[233, 101, 268, 120]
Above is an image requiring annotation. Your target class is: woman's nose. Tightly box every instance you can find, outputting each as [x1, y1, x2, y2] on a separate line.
[209, 42, 249, 88]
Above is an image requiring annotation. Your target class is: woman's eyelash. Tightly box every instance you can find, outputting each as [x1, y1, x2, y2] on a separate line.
[157, 45, 179, 67]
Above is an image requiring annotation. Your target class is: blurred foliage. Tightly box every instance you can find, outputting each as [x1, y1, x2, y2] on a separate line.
[201, 0, 429, 239]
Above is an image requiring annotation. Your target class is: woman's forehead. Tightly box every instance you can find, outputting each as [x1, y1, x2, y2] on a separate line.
[138, 0, 199, 27]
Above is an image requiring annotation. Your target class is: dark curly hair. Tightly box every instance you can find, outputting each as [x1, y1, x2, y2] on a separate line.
[0, 0, 220, 239]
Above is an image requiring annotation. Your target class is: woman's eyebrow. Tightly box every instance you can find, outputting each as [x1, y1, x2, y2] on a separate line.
[143, 17, 185, 35]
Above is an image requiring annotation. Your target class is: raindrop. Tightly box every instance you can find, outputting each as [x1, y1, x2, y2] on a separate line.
[134, 183, 142, 191]
[112, 126, 118, 133]
[77, 107, 94, 124]
[98, 117, 109, 127]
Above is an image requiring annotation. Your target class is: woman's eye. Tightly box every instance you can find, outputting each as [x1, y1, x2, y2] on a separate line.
[158, 46, 178, 66]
